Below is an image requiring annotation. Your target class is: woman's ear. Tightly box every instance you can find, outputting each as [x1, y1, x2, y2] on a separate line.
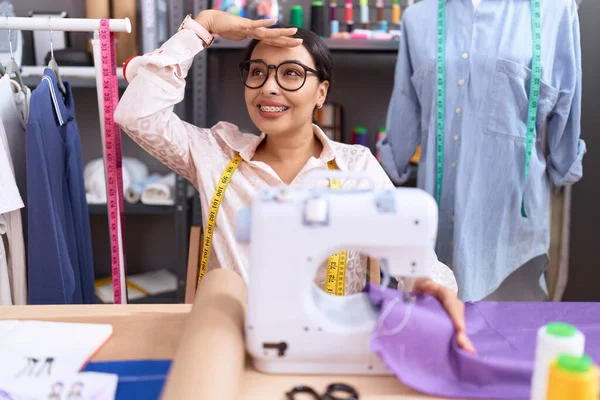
[317, 80, 330, 107]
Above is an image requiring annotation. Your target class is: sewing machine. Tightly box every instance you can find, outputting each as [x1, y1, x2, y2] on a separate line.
[235, 171, 438, 375]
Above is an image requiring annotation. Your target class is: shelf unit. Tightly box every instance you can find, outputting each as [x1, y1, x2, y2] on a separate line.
[210, 37, 401, 52]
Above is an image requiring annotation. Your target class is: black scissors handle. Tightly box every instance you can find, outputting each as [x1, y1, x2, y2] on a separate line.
[285, 385, 321, 400]
[323, 383, 360, 400]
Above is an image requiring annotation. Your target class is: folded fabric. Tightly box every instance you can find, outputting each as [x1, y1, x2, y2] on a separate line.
[124, 157, 149, 185]
[141, 173, 175, 206]
[365, 284, 600, 399]
[125, 174, 161, 204]
[84, 157, 149, 204]
[84, 359, 171, 400]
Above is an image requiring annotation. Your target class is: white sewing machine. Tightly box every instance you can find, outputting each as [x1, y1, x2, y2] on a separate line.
[235, 171, 438, 375]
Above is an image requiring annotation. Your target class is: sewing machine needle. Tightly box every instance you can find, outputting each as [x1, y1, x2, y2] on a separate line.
[402, 277, 416, 303]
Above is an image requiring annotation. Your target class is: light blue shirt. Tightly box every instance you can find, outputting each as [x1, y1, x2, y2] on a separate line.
[378, 0, 585, 301]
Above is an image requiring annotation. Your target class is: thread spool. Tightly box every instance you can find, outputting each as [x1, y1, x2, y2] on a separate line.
[352, 125, 368, 147]
[376, 127, 386, 162]
[290, 5, 304, 28]
[376, 0, 384, 21]
[379, 20, 388, 32]
[546, 354, 599, 400]
[344, 0, 353, 32]
[392, 1, 400, 24]
[330, 20, 339, 35]
[530, 322, 586, 400]
[359, 0, 368, 25]
[330, 0, 336, 20]
[310, 1, 326, 36]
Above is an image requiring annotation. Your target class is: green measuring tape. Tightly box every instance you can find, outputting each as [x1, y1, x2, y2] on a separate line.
[435, 0, 446, 206]
[435, 0, 542, 218]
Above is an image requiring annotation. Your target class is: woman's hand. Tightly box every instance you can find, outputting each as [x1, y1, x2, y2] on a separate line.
[411, 278, 477, 354]
[194, 10, 303, 47]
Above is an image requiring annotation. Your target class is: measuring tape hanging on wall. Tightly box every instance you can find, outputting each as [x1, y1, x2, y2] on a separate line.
[100, 19, 128, 304]
[197, 156, 348, 296]
[435, 0, 542, 218]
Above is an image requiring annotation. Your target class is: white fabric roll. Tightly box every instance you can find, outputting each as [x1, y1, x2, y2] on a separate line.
[141, 172, 176, 205]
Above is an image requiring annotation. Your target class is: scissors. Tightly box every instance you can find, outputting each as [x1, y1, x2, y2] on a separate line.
[285, 383, 359, 400]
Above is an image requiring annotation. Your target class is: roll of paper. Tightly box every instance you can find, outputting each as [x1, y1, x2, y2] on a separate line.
[530, 322, 585, 400]
[161, 269, 247, 400]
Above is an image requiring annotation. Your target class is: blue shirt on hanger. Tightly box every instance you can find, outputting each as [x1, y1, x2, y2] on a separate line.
[378, 0, 585, 301]
[26, 69, 96, 305]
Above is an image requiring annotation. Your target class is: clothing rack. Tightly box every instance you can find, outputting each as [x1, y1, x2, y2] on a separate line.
[0, 16, 132, 304]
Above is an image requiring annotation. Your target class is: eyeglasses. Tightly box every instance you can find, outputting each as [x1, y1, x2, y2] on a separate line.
[239, 59, 320, 92]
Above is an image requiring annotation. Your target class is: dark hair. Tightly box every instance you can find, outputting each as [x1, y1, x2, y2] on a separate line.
[242, 26, 334, 86]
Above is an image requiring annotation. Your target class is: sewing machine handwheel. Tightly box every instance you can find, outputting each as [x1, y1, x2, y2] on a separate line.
[323, 383, 360, 400]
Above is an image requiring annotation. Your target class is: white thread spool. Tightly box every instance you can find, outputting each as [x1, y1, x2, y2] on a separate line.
[530, 322, 585, 400]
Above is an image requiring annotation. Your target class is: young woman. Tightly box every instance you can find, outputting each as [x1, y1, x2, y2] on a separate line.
[114, 10, 475, 353]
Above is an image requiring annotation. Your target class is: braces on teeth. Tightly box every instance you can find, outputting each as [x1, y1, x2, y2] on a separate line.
[260, 106, 287, 112]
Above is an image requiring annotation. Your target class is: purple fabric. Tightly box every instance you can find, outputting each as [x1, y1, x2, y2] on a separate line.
[365, 284, 600, 399]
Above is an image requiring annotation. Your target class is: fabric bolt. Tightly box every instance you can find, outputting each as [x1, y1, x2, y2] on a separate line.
[26, 69, 95, 305]
[84, 157, 149, 204]
[113, 28, 458, 295]
[365, 284, 600, 399]
[141, 172, 176, 205]
[378, 0, 585, 301]
[0, 75, 30, 305]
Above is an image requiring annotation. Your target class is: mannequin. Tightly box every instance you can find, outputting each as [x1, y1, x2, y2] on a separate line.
[380, 0, 584, 302]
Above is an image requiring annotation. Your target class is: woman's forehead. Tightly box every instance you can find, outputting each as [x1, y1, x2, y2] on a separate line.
[250, 41, 315, 67]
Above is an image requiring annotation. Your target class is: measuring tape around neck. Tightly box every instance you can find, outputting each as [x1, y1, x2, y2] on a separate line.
[197, 156, 348, 296]
[435, 0, 541, 218]
[100, 19, 128, 304]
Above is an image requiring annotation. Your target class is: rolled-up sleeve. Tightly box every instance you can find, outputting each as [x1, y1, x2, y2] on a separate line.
[114, 29, 207, 186]
[546, 6, 586, 187]
[378, 11, 421, 186]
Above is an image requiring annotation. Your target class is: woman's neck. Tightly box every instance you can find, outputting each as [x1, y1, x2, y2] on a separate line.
[256, 123, 322, 164]
[252, 123, 323, 184]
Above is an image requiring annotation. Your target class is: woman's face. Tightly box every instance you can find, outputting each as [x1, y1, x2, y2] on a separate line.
[244, 41, 329, 137]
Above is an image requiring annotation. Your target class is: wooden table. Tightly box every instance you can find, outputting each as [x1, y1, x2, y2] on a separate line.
[0, 305, 457, 400]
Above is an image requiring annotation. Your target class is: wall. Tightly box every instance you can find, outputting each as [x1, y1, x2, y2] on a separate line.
[564, 0, 600, 302]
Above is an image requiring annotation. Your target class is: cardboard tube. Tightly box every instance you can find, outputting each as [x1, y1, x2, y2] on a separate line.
[161, 269, 247, 400]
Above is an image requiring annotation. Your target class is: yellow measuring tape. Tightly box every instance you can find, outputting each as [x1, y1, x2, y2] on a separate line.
[197, 155, 348, 296]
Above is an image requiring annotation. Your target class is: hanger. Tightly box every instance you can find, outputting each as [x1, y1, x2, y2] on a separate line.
[48, 17, 66, 95]
[4, 15, 24, 89]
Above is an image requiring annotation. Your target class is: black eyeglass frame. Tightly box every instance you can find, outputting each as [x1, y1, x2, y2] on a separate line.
[238, 59, 320, 92]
